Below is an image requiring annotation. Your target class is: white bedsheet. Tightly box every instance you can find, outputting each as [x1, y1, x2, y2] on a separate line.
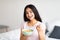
[0, 28, 59, 40]
[0, 29, 20, 40]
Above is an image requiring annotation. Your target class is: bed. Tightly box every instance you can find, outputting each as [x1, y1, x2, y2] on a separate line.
[0, 28, 60, 40]
[0, 29, 20, 40]
[0, 20, 60, 40]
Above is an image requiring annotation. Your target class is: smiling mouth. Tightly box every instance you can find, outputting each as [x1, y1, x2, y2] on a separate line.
[28, 15, 33, 18]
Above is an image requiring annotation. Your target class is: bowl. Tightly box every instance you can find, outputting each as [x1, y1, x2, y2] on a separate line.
[22, 29, 33, 36]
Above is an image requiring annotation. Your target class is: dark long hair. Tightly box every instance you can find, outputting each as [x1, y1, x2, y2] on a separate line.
[24, 4, 42, 22]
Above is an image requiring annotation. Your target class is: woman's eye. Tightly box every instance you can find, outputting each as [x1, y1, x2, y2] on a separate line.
[30, 11, 33, 13]
[26, 11, 33, 14]
[26, 12, 28, 14]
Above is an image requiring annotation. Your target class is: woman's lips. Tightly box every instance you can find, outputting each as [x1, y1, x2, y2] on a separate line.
[28, 15, 33, 18]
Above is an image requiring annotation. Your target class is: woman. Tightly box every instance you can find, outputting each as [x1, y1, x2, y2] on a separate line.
[20, 4, 46, 40]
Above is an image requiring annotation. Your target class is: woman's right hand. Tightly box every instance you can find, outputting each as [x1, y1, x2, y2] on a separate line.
[22, 34, 28, 39]
[20, 32, 28, 40]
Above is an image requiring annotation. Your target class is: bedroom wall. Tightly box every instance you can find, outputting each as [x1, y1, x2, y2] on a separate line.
[0, 0, 21, 30]
[0, 0, 60, 30]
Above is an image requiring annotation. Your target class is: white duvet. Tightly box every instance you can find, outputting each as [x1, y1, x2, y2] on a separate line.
[0, 28, 59, 40]
[0, 29, 20, 40]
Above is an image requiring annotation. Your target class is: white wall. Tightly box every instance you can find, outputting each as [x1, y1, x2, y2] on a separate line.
[0, 0, 22, 30]
[0, 0, 60, 30]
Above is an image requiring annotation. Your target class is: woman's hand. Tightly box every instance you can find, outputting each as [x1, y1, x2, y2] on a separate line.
[36, 25, 45, 40]
[20, 28, 28, 40]
[36, 25, 42, 32]
[20, 33, 28, 40]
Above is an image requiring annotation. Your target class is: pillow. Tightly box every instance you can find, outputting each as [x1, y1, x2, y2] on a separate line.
[49, 26, 60, 39]
[45, 29, 48, 34]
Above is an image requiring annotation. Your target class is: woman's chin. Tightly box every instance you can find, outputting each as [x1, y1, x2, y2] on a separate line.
[29, 19, 34, 21]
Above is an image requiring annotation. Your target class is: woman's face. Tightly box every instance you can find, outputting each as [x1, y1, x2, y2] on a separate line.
[26, 8, 35, 21]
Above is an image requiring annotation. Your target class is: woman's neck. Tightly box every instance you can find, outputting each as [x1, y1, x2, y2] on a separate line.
[28, 19, 38, 26]
[30, 19, 37, 23]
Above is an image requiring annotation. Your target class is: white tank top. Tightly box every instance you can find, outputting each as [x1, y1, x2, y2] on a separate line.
[21, 21, 46, 40]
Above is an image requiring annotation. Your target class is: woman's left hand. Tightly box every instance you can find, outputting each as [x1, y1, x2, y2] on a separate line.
[36, 25, 45, 40]
[36, 25, 42, 33]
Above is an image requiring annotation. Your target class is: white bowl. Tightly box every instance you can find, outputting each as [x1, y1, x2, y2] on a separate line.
[22, 29, 33, 36]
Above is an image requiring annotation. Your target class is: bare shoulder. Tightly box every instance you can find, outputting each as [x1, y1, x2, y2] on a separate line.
[20, 22, 27, 28]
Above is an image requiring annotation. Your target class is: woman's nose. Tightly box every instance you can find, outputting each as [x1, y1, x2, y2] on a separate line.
[28, 12, 31, 15]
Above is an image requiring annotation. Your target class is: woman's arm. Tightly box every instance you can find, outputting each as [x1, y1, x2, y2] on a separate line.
[36, 25, 46, 40]
[20, 22, 28, 40]
[20, 28, 28, 40]
[38, 29, 45, 40]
